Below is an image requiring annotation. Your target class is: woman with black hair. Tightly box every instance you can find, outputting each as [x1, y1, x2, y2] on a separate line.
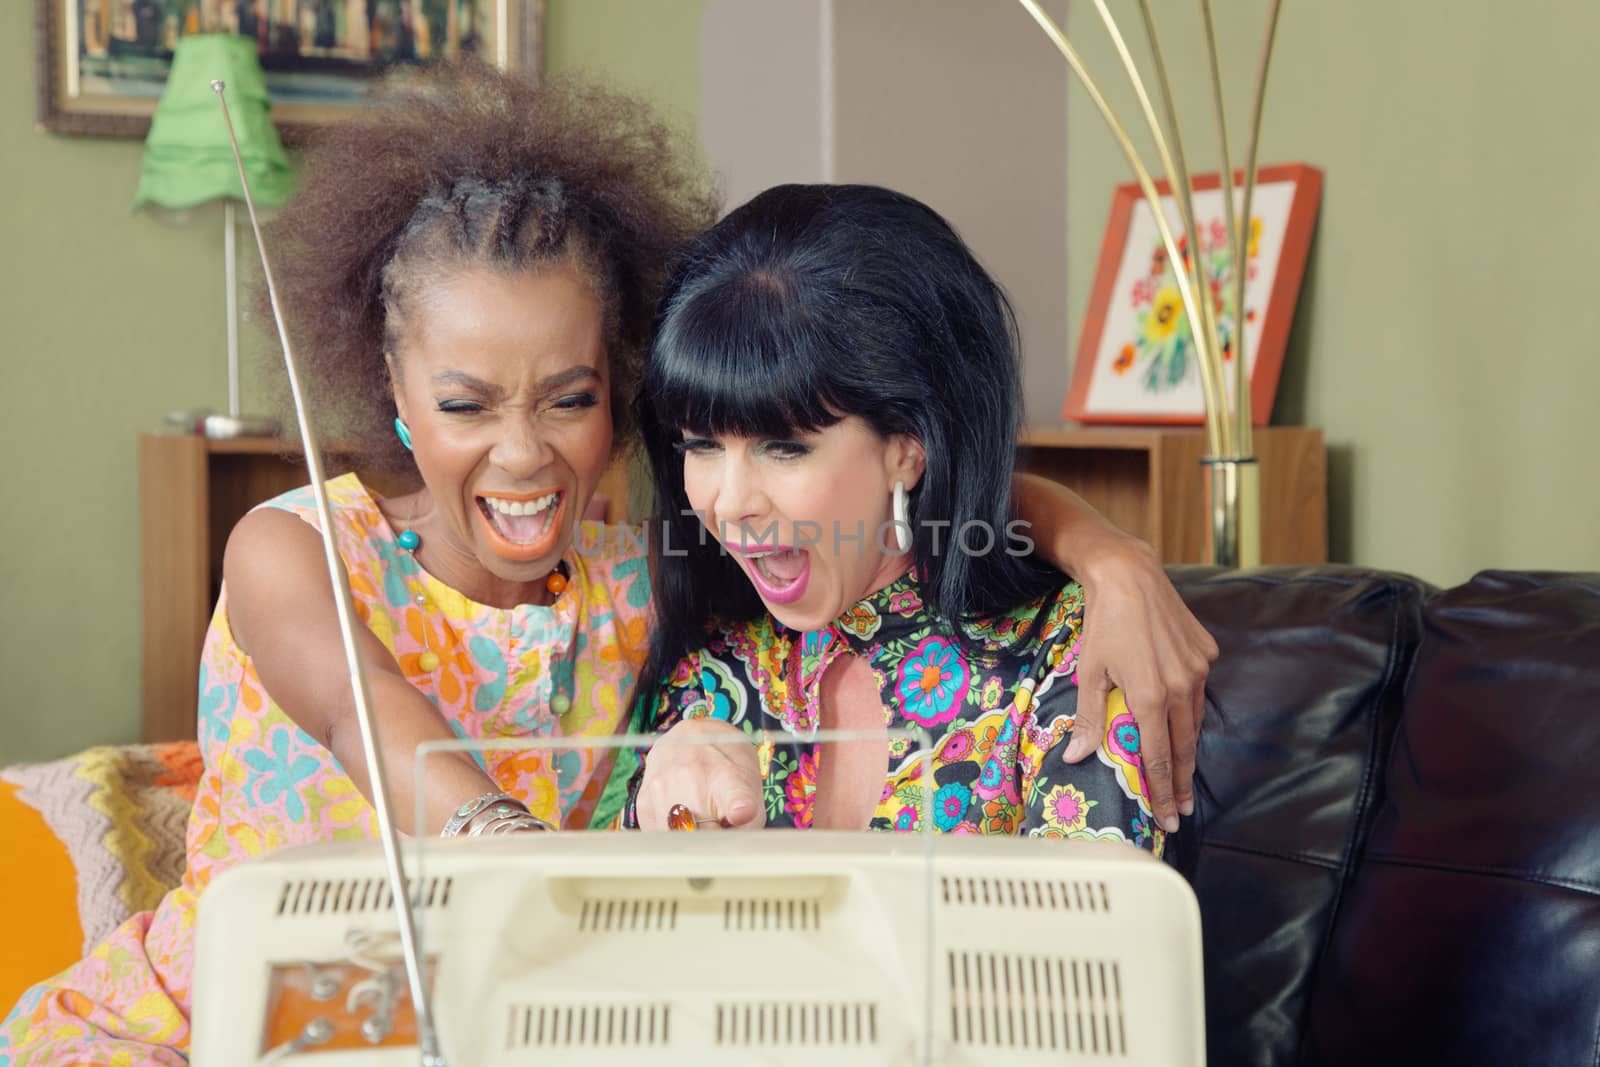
[629, 184, 1195, 848]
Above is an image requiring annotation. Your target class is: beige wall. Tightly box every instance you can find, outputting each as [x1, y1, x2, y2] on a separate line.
[1062, 1, 1600, 584]
[0, 0, 704, 763]
[830, 0, 1069, 423]
[698, 0, 1070, 421]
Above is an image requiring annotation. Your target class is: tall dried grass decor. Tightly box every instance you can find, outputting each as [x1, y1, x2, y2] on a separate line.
[1018, 0, 1283, 567]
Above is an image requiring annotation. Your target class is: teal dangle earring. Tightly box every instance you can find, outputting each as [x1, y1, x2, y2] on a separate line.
[394, 418, 421, 552]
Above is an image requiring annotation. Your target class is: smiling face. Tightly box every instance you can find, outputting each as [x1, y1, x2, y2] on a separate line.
[388, 262, 612, 600]
[678, 416, 925, 631]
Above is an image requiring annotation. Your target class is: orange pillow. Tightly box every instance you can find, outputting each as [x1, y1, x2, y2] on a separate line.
[0, 778, 82, 1012]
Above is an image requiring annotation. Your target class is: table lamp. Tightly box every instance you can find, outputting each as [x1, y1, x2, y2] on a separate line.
[133, 33, 294, 439]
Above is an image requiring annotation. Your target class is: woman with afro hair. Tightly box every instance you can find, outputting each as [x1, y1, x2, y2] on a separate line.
[1, 63, 1213, 1062]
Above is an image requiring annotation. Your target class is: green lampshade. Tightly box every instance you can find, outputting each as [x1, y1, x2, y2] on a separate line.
[132, 34, 294, 212]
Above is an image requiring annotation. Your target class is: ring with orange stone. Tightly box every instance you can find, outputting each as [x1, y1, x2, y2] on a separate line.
[666, 803, 721, 832]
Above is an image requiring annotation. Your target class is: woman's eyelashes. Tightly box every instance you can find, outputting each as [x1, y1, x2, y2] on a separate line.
[435, 392, 599, 416]
[550, 391, 600, 412]
[672, 435, 811, 459]
[759, 440, 811, 460]
[672, 435, 718, 456]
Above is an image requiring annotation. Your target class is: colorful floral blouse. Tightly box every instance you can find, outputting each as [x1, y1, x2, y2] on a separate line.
[626, 571, 1164, 854]
[0, 474, 652, 1065]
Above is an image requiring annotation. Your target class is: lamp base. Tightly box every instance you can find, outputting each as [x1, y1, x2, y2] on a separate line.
[203, 413, 281, 439]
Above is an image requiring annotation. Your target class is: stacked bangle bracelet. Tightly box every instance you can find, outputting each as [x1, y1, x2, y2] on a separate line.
[440, 791, 556, 838]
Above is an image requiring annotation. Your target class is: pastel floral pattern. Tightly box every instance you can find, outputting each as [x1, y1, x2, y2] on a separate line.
[242, 726, 322, 821]
[628, 570, 1161, 859]
[3, 475, 653, 1062]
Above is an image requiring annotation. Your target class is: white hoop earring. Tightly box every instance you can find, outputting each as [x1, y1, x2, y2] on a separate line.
[892, 481, 911, 553]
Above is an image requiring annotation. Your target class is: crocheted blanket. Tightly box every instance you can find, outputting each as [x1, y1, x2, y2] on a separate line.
[0, 743, 200, 952]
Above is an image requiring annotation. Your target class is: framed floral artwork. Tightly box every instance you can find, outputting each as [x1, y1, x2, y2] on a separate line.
[1064, 163, 1322, 425]
[34, 0, 543, 141]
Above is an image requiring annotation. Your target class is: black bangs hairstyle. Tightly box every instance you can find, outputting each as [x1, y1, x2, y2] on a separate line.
[639, 183, 1058, 686]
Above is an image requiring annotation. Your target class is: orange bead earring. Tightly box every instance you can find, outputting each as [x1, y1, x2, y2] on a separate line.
[545, 565, 568, 596]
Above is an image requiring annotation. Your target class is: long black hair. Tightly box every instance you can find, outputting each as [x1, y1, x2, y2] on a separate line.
[638, 183, 1056, 687]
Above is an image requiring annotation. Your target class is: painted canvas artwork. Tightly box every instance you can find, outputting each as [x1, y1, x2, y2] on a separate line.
[1065, 164, 1322, 426]
[36, 0, 541, 138]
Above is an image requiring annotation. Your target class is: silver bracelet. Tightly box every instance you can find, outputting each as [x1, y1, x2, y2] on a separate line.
[440, 791, 520, 838]
[472, 810, 556, 836]
[463, 801, 528, 837]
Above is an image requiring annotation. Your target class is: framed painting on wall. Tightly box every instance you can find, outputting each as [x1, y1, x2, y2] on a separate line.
[34, 0, 543, 141]
[1064, 162, 1322, 426]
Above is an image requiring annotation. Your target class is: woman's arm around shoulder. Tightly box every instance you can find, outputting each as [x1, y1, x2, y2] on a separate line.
[1012, 473, 1219, 833]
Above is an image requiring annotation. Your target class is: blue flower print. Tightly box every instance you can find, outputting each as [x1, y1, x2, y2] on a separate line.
[802, 629, 834, 658]
[373, 534, 420, 607]
[698, 658, 747, 724]
[557, 749, 582, 793]
[998, 714, 1019, 745]
[242, 726, 323, 821]
[613, 554, 652, 610]
[933, 782, 973, 831]
[470, 636, 509, 712]
[895, 635, 971, 728]
[978, 758, 1005, 792]
[197, 665, 238, 750]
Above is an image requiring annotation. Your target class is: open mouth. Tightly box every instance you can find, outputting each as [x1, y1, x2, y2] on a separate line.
[738, 547, 810, 605]
[747, 548, 806, 585]
[474, 490, 566, 561]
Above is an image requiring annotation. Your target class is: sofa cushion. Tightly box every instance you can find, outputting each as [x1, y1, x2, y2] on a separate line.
[1306, 571, 1600, 1066]
[1168, 566, 1429, 1067]
[0, 779, 81, 1013]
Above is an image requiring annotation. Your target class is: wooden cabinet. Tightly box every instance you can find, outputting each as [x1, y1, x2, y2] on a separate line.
[1017, 425, 1327, 565]
[140, 435, 356, 742]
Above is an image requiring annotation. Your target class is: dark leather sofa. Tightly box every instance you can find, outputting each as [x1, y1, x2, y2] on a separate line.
[1166, 566, 1600, 1067]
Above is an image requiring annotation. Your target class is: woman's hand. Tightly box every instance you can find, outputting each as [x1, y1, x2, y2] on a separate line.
[635, 718, 766, 832]
[1011, 473, 1218, 833]
[1067, 532, 1218, 834]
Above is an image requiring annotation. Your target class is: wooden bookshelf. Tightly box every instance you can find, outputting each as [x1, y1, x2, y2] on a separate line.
[1017, 424, 1327, 565]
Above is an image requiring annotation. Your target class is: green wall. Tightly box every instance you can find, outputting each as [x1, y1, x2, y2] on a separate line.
[1063, 1, 1600, 585]
[0, 0, 702, 763]
[2, 8, 221, 763]
[7, 0, 1596, 761]
[545, 0, 702, 135]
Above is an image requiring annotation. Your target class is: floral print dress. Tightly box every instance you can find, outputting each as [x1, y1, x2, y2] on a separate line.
[627, 571, 1164, 853]
[0, 474, 653, 1065]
